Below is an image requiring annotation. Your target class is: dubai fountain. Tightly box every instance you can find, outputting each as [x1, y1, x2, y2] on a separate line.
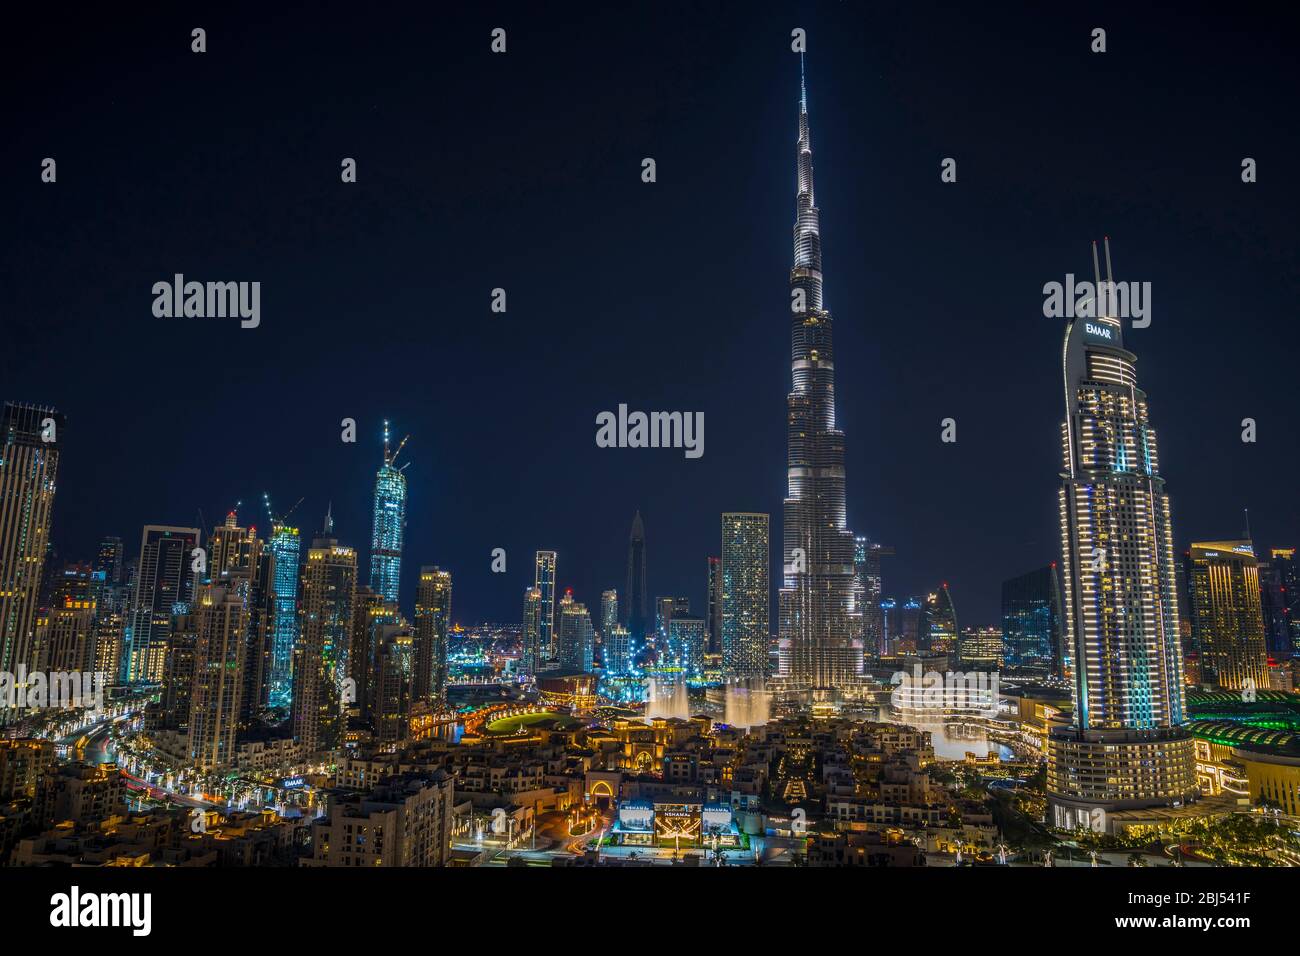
[723, 678, 771, 729]
[643, 677, 690, 721]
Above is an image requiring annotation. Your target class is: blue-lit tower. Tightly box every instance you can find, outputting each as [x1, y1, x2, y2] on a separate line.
[264, 494, 302, 709]
[369, 421, 409, 606]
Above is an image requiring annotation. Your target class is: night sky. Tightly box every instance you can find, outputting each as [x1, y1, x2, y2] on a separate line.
[5, 2, 1298, 629]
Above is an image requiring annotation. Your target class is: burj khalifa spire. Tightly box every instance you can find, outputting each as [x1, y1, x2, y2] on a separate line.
[778, 56, 864, 697]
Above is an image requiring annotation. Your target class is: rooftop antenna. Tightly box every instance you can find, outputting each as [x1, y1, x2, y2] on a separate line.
[1103, 235, 1114, 284]
[1090, 240, 1102, 287]
[1244, 507, 1252, 542]
[800, 51, 807, 111]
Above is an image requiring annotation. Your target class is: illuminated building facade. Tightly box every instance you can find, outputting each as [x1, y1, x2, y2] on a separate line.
[373, 626, 415, 745]
[1258, 547, 1298, 658]
[1001, 564, 1065, 673]
[557, 591, 594, 674]
[1048, 240, 1196, 833]
[520, 585, 542, 678]
[187, 582, 250, 771]
[293, 508, 357, 756]
[655, 596, 690, 643]
[266, 521, 301, 709]
[368, 422, 408, 605]
[958, 626, 1002, 670]
[415, 566, 451, 705]
[925, 584, 958, 656]
[94, 536, 123, 585]
[42, 565, 100, 673]
[722, 512, 769, 680]
[124, 525, 199, 684]
[778, 65, 861, 698]
[666, 616, 706, 678]
[707, 557, 722, 655]
[535, 550, 557, 662]
[0, 404, 62, 683]
[1187, 540, 1269, 691]
[605, 624, 632, 675]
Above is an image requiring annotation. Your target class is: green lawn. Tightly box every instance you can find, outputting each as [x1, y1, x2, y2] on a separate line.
[484, 711, 583, 735]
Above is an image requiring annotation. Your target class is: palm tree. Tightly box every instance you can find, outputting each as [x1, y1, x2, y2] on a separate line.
[1127, 853, 1146, 867]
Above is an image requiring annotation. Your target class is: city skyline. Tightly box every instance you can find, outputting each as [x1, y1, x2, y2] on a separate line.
[3, 4, 1300, 908]
[7, 6, 1297, 633]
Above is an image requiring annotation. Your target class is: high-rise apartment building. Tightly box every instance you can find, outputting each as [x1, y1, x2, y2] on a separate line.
[293, 508, 357, 756]
[415, 567, 451, 706]
[707, 557, 722, 656]
[125, 525, 199, 684]
[0, 403, 63, 681]
[557, 591, 594, 674]
[722, 513, 769, 680]
[520, 585, 542, 679]
[187, 583, 250, 771]
[1187, 540, 1269, 691]
[534, 551, 557, 662]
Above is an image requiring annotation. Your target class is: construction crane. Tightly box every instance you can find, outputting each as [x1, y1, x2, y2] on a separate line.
[383, 420, 412, 472]
[263, 493, 305, 531]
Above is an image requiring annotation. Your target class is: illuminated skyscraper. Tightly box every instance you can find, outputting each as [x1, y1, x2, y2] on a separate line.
[600, 588, 618, 668]
[350, 586, 398, 722]
[125, 525, 199, 683]
[205, 510, 274, 726]
[655, 596, 690, 642]
[520, 585, 542, 678]
[557, 591, 594, 674]
[667, 616, 706, 678]
[624, 512, 648, 642]
[187, 582, 250, 771]
[534, 551, 557, 661]
[1187, 540, 1269, 691]
[293, 507, 357, 756]
[778, 62, 861, 697]
[266, 520, 301, 708]
[369, 422, 409, 605]
[722, 513, 769, 680]
[0, 403, 62, 681]
[853, 537, 892, 658]
[601, 589, 618, 640]
[605, 624, 631, 675]
[707, 557, 722, 655]
[415, 567, 451, 706]
[926, 584, 959, 657]
[373, 625, 415, 745]
[44, 565, 99, 673]
[94, 536, 123, 585]
[1001, 564, 1065, 673]
[1048, 240, 1197, 832]
[1259, 548, 1299, 657]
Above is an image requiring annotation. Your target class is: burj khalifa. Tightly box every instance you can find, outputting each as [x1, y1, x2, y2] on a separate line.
[778, 59, 864, 698]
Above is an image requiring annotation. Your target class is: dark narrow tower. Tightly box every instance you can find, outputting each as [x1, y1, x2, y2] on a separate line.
[778, 58, 862, 697]
[624, 511, 648, 643]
